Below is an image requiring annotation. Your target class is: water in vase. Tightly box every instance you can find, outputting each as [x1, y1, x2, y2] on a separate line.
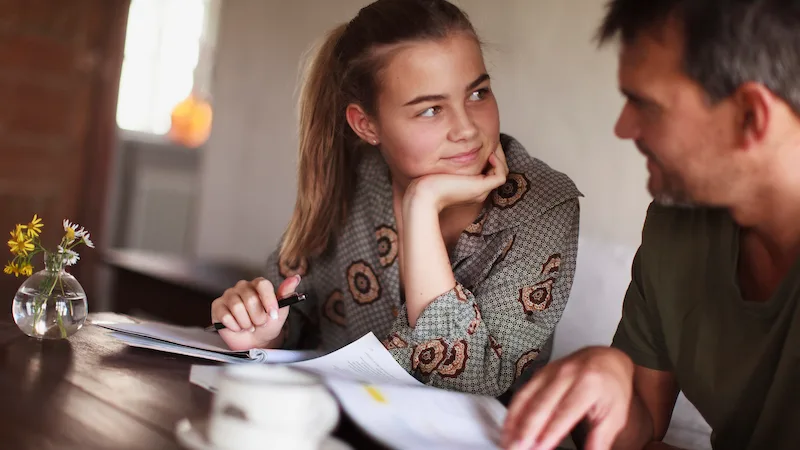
[12, 287, 88, 339]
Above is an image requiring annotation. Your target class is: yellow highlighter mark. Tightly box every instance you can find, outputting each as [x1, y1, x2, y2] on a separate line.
[364, 385, 388, 404]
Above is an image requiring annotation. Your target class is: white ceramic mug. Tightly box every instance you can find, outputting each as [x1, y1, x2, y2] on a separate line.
[207, 365, 339, 450]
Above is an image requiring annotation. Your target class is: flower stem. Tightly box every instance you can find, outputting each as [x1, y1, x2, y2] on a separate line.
[56, 309, 66, 339]
[32, 254, 66, 338]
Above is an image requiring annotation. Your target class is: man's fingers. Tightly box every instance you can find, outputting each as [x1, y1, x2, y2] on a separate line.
[533, 388, 597, 450]
[584, 415, 627, 450]
[505, 372, 575, 448]
[503, 348, 634, 450]
[505, 371, 550, 434]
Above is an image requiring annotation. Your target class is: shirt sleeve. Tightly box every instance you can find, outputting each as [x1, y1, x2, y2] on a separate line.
[383, 198, 580, 396]
[611, 208, 673, 371]
[264, 248, 320, 350]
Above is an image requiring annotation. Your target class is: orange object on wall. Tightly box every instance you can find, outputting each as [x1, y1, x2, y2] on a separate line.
[169, 93, 213, 148]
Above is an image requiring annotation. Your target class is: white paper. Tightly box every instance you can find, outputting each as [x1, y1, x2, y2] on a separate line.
[325, 379, 507, 450]
[288, 332, 421, 385]
[99, 322, 316, 364]
[190, 365, 221, 392]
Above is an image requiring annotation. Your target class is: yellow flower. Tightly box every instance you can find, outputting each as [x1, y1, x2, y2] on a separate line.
[26, 214, 43, 238]
[7, 228, 34, 256]
[3, 262, 20, 277]
[19, 263, 33, 277]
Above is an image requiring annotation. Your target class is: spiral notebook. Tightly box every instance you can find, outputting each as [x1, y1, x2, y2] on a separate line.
[97, 321, 316, 364]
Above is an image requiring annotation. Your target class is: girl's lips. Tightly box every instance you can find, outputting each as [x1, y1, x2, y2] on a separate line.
[445, 146, 481, 164]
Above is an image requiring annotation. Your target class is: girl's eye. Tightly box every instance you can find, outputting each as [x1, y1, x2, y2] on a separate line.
[419, 106, 442, 117]
[469, 88, 490, 102]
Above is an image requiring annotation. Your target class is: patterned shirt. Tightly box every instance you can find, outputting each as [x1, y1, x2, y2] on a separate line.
[265, 134, 582, 396]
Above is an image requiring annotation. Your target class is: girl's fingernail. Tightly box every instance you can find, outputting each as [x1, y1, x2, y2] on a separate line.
[269, 308, 279, 320]
[293, 274, 302, 283]
[249, 326, 256, 333]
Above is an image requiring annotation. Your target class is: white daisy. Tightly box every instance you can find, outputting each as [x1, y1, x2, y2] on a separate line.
[82, 233, 95, 249]
[64, 251, 80, 266]
[57, 245, 80, 266]
[62, 219, 87, 243]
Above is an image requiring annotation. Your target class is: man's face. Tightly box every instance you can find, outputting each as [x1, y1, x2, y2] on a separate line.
[614, 20, 741, 207]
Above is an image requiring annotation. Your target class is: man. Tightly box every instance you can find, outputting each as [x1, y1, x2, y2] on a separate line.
[502, 1, 800, 449]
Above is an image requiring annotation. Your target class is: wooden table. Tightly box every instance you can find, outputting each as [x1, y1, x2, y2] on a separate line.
[0, 312, 383, 450]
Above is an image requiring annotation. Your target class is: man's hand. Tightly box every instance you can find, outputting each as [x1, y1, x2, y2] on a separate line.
[503, 347, 636, 450]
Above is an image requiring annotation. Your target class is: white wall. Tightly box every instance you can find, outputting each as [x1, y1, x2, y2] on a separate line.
[196, 0, 372, 265]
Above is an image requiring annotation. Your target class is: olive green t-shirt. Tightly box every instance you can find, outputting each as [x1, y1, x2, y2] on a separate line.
[612, 203, 800, 450]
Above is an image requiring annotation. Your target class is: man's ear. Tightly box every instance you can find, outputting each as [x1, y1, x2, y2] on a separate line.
[735, 82, 772, 150]
[345, 103, 380, 146]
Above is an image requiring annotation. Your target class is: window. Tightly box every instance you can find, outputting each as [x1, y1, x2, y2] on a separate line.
[116, 0, 218, 136]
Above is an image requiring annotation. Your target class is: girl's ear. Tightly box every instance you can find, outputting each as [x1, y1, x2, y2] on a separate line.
[346, 103, 380, 145]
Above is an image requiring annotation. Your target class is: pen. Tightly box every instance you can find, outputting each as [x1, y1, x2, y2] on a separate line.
[205, 293, 306, 332]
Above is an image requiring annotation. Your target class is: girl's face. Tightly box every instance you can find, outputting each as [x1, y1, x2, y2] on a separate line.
[351, 33, 501, 187]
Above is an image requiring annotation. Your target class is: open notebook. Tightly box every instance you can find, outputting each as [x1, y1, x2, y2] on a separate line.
[97, 321, 316, 364]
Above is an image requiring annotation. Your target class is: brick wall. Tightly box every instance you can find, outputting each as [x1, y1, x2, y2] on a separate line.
[0, 0, 129, 305]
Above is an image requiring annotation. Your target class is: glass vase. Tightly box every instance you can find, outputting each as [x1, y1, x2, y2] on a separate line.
[12, 252, 88, 339]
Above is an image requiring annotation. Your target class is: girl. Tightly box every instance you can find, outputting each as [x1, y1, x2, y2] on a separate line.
[211, 0, 581, 397]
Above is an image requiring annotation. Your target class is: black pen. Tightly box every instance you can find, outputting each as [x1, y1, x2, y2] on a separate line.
[205, 293, 306, 332]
